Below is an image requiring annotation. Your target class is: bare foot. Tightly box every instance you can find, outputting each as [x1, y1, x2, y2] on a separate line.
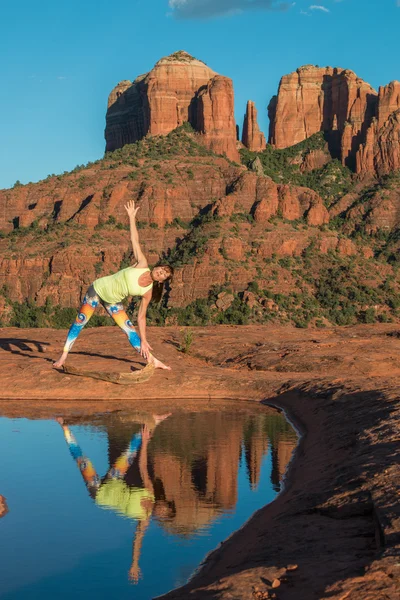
[153, 413, 172, 426]
[53, 352, 68, 369]
[55, 417, 64, 426]
[150, 357, 171, 370]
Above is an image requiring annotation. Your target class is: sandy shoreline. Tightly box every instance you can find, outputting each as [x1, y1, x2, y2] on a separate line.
[1, 324, 399, 598]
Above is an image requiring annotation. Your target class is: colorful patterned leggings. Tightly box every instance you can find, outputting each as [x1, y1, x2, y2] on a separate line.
[63, 284, 141, 354]
[61, 424, 142, 496]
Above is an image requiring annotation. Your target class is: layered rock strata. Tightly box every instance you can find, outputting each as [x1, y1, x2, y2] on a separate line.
[268, 65, 378, 170]
[356, 82, 400, 176]
[105, 51, 239, 161]
[268, 65, 400, 176]
[196, 76, 240, 161]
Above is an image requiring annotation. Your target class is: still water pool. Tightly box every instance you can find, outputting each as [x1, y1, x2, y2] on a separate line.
[0, 407, 297, 599]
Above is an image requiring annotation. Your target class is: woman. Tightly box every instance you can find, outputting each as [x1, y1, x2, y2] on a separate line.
[53, 200, 173, 370]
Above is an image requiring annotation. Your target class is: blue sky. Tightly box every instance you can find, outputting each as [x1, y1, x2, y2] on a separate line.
[0, 0, 399, 189]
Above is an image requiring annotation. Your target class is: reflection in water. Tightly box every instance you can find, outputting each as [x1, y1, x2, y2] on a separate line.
[0, 407, 297, 599]
[57, 414, 172, 583]
[57, 410, 296, 585]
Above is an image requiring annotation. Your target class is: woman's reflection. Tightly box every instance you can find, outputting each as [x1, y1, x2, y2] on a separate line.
[56, 414, 171, 583]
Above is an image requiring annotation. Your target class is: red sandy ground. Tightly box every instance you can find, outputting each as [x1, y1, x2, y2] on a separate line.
[0, 324, 399, 599]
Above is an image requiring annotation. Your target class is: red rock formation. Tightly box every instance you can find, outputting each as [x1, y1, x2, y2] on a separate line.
[269, 66, 400, 177]
[299, 149, 330, 172]
[196, 76, 240, 162]
[268, 65, 377, 169]
[337, 238, 357, 256]
[277, 185, 329, 225]
[356, 107, 400, 177]
[373, 109, 400, 175]
[241, 101, 266, 152]
[355, 82, 400, 177]
[106, 53, 216, 151]
[105, 51, 239, 161]
[377, 81, 400, 127]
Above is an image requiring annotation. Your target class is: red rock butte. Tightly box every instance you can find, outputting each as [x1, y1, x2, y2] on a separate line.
[268, 65, 400, 176]
[105, 50, 240, 162]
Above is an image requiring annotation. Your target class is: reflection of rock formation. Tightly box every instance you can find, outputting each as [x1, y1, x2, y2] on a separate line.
[92, 410, 296, 535]
[149, 412, 245, 535]
[277, 440, 296, 480]
[243, 417, 269, 489]
[262, 414, 298, 493]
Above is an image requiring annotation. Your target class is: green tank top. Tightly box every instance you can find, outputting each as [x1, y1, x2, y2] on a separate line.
[95, 479, 154, 521]
[93, 267, 153, 304]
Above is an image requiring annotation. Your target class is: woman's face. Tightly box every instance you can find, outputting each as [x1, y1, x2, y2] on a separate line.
[151, 266, 170, 283]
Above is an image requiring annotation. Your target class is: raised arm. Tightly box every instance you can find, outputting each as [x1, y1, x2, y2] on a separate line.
[124, 200, 148, 268]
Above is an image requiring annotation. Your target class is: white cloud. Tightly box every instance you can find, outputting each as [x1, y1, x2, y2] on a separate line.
[57, 76, 67, 80]
[168, 0, 292, 19]
[309, 4, 330, 12]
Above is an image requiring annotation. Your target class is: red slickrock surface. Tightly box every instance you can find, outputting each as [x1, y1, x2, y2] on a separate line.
[1, 324, 399, 600]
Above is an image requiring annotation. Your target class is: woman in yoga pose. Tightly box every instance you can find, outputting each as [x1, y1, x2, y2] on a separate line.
[53, 200, 173, 370]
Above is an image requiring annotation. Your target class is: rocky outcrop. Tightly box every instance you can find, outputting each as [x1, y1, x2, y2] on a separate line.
[241, 101, 266, 152]
[196, 76, 240, 162]
[268, 65, 378, 170]
[377, 81, 400, 127]
[299, 149, 331, 172]
[268, 66, 377, 147]
[268, 66, 400, 177]
[356, 82, 400, 177]
[105, 51, 239, 161]
[337, 184, 400, 235]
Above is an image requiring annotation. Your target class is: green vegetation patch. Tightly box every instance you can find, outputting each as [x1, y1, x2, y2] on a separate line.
[241, 132, 353, 205]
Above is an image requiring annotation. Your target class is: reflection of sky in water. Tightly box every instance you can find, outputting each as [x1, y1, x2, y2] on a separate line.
[0, 411, 296, 600]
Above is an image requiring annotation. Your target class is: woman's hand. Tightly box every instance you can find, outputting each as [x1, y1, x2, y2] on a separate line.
[141, 424, 151, 442]
[128, 565, 142, 584]
[140, 340, 153, 360]
[124, 199, 140, 219]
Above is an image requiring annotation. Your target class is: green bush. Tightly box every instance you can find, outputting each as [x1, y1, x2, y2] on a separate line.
[178, 328, 194, 353]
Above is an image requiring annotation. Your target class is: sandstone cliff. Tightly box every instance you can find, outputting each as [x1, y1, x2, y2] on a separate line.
[268, 65, 377, 170]
[196, 76, 239, 161]
[356, 83, 400, 177]
[241, 101, 266, 152]
[268, 65, 400, 177]
[105, 51, 238, 161]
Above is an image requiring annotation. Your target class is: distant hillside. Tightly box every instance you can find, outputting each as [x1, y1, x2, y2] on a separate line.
[1, 124, 400, 329]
